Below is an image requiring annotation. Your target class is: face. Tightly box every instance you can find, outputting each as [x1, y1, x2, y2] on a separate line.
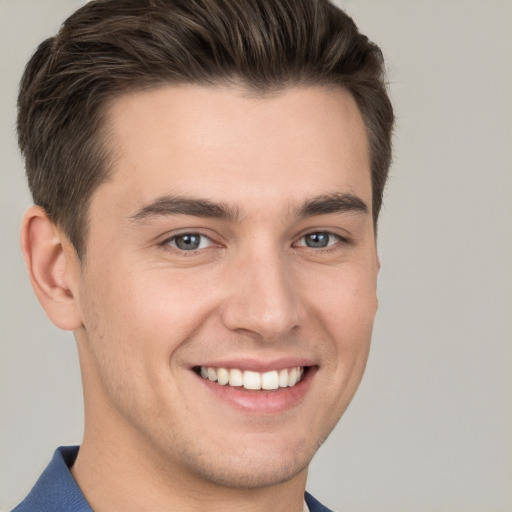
[72, 85, 379, 489]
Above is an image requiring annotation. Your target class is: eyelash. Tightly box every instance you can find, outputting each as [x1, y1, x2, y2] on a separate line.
[160, 231, 350, 254]
[161, 232, 216, 253]
[294, 232, 346, 250]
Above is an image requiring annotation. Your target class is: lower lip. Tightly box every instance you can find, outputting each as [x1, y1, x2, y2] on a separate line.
[196, 367, 316, 415]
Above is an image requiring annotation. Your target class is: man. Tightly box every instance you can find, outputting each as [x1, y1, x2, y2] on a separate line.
[13, 0, 393, 510]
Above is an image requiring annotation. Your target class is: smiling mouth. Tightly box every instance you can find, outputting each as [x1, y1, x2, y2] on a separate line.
[194, 366, 308, 390]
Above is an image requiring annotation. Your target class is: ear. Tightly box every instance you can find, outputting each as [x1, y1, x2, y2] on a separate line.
[20, 205, 83, 331]
[372, 252, 381, 311]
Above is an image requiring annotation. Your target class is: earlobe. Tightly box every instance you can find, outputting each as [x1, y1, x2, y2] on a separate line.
[20, 205, 83, 331]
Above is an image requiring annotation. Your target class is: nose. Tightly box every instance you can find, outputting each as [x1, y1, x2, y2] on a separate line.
[221, 249, 301, 340]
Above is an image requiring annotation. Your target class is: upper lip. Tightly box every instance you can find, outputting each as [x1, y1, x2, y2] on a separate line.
[193, 357, 316, 373]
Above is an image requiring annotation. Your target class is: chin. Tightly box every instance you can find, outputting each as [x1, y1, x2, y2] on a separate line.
[176, 434, 321, 490]
[192, 455, 309, 489]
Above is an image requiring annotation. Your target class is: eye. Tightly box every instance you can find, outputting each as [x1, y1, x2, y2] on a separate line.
[165, 233, 214, 251]
[296, 232, 341, 249]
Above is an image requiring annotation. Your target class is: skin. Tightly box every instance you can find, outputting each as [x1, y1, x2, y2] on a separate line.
[22, 85, 379, 512]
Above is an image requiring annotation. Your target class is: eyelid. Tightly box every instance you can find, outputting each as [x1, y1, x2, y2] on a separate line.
[294, 230, 348, 248]
[157, 228, 351, 254]
[160, 231, 218, 253]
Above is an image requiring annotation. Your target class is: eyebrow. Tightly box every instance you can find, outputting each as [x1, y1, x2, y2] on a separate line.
[129, 192, 368, 224]
[295, 193, 368, 218]
[129, 196, 241, 223]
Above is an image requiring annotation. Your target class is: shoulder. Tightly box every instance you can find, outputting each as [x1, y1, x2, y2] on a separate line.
[305, 491, 335, 512]
[11, 446, 92, 512]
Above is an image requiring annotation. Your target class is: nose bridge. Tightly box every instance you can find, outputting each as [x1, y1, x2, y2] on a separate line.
[221, 241, 300, 339]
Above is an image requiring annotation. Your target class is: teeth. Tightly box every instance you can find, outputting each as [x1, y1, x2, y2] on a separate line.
[261, 370, 279, 390]
[288, 367, 298, 387]
[229, 368, 243, 387]
[243, 371, 261, 390]
[199, 366, 305, 390]
[217, 367, 229, 385]
[278, 369, 289, 388]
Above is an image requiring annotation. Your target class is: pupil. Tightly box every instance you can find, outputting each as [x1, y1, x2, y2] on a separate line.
[306, 232, 329, 248]
[176, 234, 200, 250]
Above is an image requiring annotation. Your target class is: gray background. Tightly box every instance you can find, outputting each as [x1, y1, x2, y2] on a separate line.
[1, 1, 511, 511]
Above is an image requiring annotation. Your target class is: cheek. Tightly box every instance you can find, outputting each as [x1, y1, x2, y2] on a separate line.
[76, 272, 181, 417]
[304, 270, 377, 438]
[318, 274, 377, 408]
[84, 267, 223, 372]
[310, 263, 378, 339]
[307, 263, 377, 402]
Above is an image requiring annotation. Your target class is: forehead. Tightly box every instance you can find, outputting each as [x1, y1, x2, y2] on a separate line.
[97, 84, 371, 218]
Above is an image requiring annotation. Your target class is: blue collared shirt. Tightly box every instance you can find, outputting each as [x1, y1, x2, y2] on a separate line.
[12, 446, 333, 512]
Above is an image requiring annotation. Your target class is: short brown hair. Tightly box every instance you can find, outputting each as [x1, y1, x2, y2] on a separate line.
[17, 0, 394, 260]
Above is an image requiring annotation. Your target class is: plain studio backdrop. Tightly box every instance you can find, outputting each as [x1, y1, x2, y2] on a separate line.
[1, 1, 511, 511]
